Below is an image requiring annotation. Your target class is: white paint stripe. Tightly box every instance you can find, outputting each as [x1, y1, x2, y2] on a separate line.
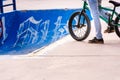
[27, 35, 72, 57]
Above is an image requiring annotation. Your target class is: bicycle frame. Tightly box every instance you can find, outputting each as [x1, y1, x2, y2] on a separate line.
[68, 0, 120, 41]
[82, 1, 120, 27]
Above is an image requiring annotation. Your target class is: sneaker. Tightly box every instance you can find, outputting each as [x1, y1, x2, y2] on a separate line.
[104, 27, 114, 33]
[88, 37, 104, 44]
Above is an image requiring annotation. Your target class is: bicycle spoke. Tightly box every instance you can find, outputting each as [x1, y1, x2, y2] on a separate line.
[68, 12, 91, 41]
[72, 25, 87, 38]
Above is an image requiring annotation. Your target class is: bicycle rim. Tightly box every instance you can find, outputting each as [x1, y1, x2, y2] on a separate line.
[68, 12, 91, 41]
[115, 14, 120, 38]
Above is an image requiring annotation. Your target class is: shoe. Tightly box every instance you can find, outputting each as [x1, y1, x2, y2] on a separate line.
[104, 27, 114, 33]
[88, 37, 104, 44]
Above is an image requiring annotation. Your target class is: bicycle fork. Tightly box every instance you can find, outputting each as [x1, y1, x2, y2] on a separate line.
[77, 10, 86, 28]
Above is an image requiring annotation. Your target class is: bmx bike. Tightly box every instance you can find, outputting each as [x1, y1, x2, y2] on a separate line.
[68, 0, 120, 41]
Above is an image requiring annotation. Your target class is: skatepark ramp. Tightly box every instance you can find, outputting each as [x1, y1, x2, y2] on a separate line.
[0, 9, 91, 55]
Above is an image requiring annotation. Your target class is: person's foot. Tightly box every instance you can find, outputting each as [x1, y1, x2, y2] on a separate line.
[104, 27, 114, 33]
[88, 37, 104, 44]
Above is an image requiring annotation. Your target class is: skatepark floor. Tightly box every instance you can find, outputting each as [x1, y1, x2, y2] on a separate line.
[0, 0, 120, 80]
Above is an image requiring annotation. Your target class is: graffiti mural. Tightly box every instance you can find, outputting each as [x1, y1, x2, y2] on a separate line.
[0, 9, 91, 54]
[0, 19, 3, 38]
[0, 17, 8, 45]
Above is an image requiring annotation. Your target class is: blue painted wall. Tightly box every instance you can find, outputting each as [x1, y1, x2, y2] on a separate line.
[0, 9, 92, 55]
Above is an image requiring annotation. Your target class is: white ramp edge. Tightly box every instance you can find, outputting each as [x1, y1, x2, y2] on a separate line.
[27, 35, 73, 57]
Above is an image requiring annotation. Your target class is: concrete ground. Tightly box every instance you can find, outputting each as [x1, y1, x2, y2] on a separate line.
[0, 0, 120, 80]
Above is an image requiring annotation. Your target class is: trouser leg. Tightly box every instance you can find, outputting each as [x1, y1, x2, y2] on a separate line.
[88, 0, 103, 39]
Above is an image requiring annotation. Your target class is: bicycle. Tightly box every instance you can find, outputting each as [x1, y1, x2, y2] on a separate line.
[68, 0, 120, 41]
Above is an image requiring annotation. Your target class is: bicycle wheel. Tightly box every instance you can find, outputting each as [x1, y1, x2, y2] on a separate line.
[68, 11, 91, 41]
[114, 14, 120, 38]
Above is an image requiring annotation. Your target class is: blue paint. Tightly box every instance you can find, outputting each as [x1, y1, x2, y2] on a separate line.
[0, 9, 92, 55]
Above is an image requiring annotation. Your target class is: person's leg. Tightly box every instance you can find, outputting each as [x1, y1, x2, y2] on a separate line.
[98, 0, 114, 33]
[98, 0, 109, 21]
[88, 0, 103, 39]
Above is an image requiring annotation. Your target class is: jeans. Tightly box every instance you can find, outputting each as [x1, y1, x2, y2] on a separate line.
[87, 0, 103, 39]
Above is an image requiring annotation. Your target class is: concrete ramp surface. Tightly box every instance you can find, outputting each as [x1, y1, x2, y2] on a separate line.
[0, 1, 120, 80]
[0, 9, 91, 55]
[0, 9, 74, 54]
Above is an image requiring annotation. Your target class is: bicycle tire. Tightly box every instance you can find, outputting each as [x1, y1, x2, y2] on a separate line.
[68, 11, 91, 41]
[114, 14, 120, 38]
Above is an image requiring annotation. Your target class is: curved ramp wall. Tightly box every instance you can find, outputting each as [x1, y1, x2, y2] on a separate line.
[0, 9, 91, 55]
